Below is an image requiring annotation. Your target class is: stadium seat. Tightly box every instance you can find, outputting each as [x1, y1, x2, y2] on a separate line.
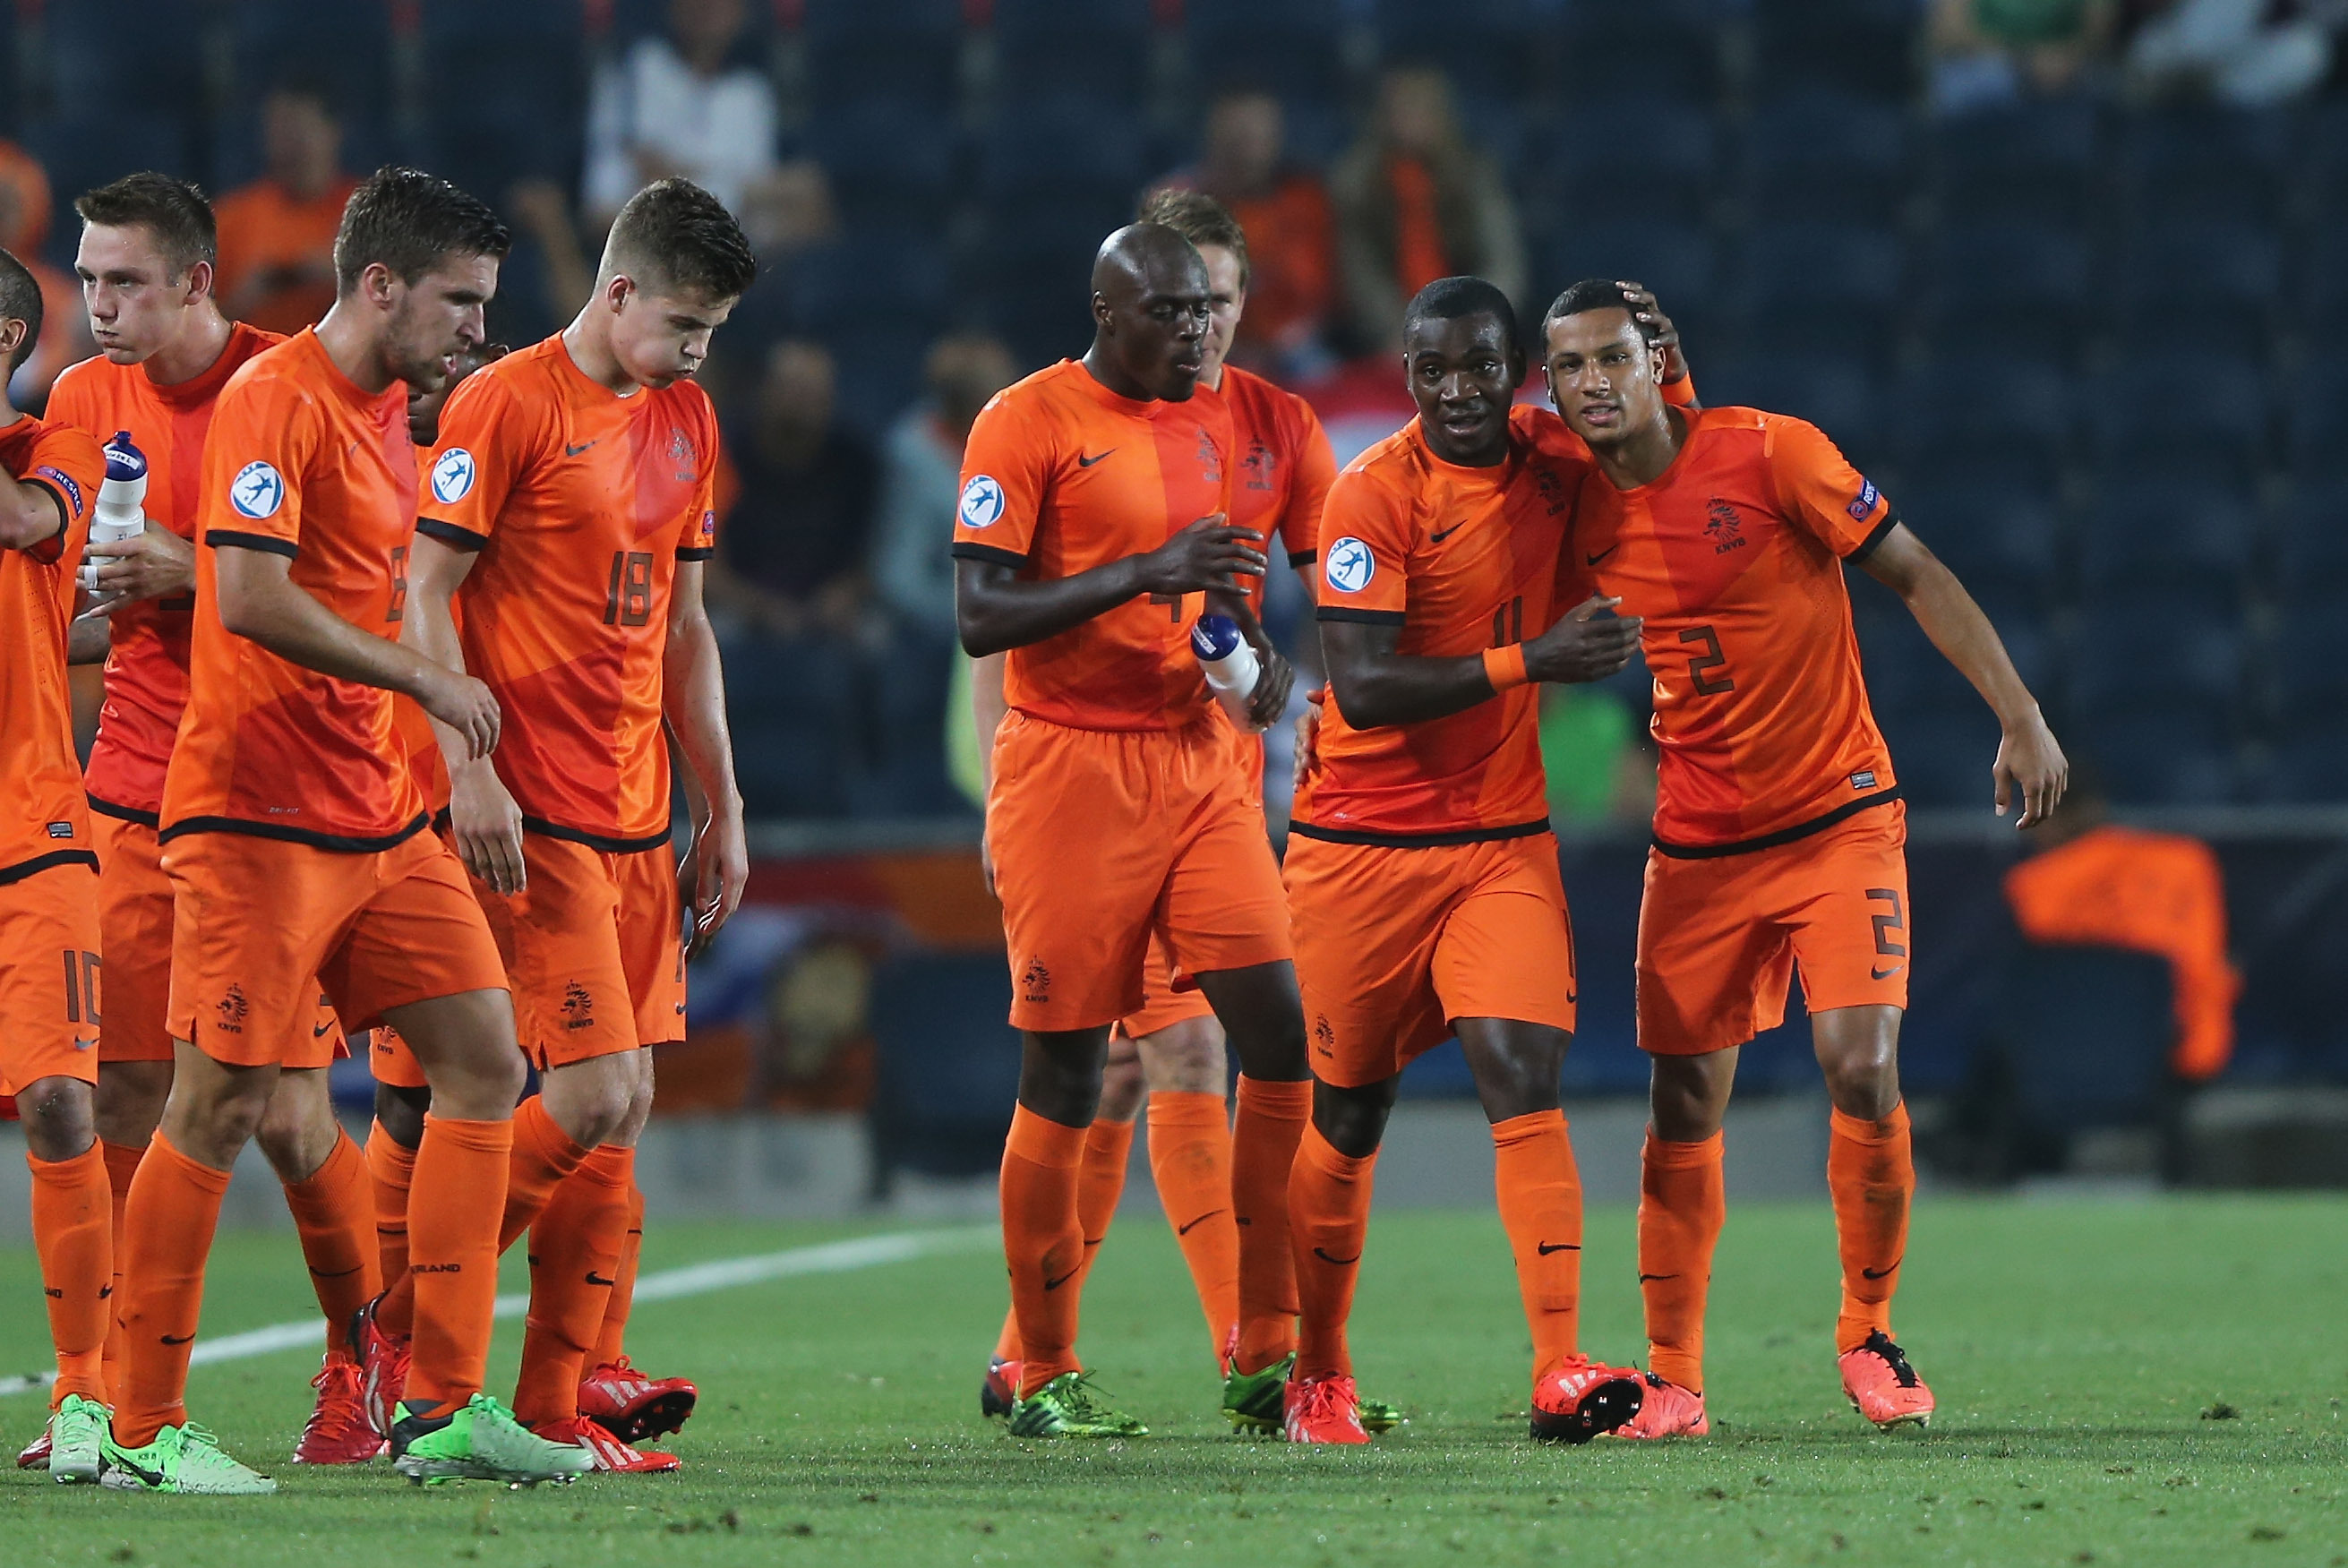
[1930, 97, 2101, 224]
[224, 0, 398, 123]
[2275, 482, 2348, 595]
[1375, 0, 1537, 99]
[1878, 707, 2001, 809]
[2265, 724, 2348, 804]
[790, 236, 950, 340]
[1896, 479, 2061, 611]
[867, 953, 1023, 1184]
[1695, 354, 1884, 464]
[2067, 709, 2240, 805]
[1752, 0, 1921, 102]
[42, 0, 206, 120]
[2303, 217, 2348, 356]
[1992, 944, 2176, 1133]
[1892, 356, 2074, 474]
[2087, 352, 2272, 468]
[1547, 2, 1724, 107]
[1919, 222, 2093, 355]
[980, 99, 1147, 213]
[0, 9, 16, 135]
[1538, 218, 1718, 318]
[1732, 223, 1907, 361]
[414, 0, 587, 193]
[2071, 601, 2244, 713]
[801, 0, 960, 113]
[2112, 218, 2284, 330]
[21, 115, 196, 263]
[1521, 99, 1718, 227]
[2271, 599, 2348, 715]
[2284, 363, 2348, 479]
[209, 109, 399, 200]
[803, 104, 960, 235]
[1744, 91, 1911, 225]
[2113, 105, 2291, 224]
[2077, 478, 2256, 595]
[991, 0, 1153, 109]
[724, 632, 865, 818]
[856, 630, 969, 819]
[1182, 0, 1348, 113]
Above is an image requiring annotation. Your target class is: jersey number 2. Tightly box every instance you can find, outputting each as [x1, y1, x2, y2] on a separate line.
[604, 551, 655, 627]
[1681, 624, 1735, 694]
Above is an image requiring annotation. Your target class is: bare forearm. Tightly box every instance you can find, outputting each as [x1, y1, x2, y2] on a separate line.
[1898, 564, 2041, 728]
[664, 612, 741, 821]
[970, 650, 1008, 793]
[1321, 620, 1497, 729]
[956, 554, 1148, 656]
[226, 564, 436, 697]
[67, 617, 108, 665]
[398, 593, 477, 773]
[0, 478, 61, 551]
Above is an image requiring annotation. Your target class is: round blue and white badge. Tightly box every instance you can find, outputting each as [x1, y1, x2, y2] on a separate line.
[1323, 535, 1375, 595]
[430, 448, 476, 506]
[229, 460, 285, 519]
[959, 475, 1005, 530]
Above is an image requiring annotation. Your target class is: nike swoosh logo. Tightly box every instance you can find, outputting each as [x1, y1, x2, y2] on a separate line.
[1312, 1247, 1361, 1266]
[586, 1272, 617, 1287]
[1870, 964, 1906, 981]
[1177, 1209, 1227, 1237]
[1042, 1267, 1080, 1291]
[1430, 520, 1468, 543]
[1585, 544, 1620, 566]
[1076, 450, 1115, 467]
[160, 1332, 195, 1345]
[313, 1021, 336, 1038]
[1637, 1272, 1679, 1283]
[1536, 1241, 1580, 1255]
[1862, 1256, 1903, 1281]
[567, 441, 596, 457]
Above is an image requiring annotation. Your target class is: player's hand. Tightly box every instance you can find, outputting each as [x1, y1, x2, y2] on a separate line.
[415, 665, 501, 760]
[1523, 594, 1643, 684]
[1244, 642, 1297, 731]
[448, 760, 526, 895]
[686, 809, 748, 959]
[1618, 280, 1688, 385]
[75, 523, 195, 614]
[1136, 515, 1267, 596]
[1293, 686, 1325, 776]
[1994, 709, 2068, 829]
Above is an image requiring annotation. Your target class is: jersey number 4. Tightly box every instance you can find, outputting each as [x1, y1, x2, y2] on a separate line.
[604, 550, 655, 627]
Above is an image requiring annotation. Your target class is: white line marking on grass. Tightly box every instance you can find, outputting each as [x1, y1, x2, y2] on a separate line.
[0, 1223, 996, 1400]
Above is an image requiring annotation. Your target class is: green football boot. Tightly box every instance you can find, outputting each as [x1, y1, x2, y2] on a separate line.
[1006, 1372, 1148, 1438]
[390, 1393, 591, 1487]
[1222, 1353, 1405, 1436]
[46, 1393, 107, 1484]
[99, 1421, 277, 1494]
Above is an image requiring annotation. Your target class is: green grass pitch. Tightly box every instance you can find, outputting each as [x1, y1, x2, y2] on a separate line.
[4, 1195, 2344, 1566]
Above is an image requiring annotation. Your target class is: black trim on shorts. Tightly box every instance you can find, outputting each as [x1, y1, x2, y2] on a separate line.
[1650, 787, 1902, 861]
[1289, 816, 1552, 849]
[1315, 606, 1408, 627]
[205, 529, 299, 558]
[86, 794, 160, 827]
[521, 816, 675, 855]
[675, 546, 715, 561]
[1287, 548, 1316, 569]
[951, 541, 1029, 570]
[1847, 512, 1899, 565]
[0, 849, 100, 887]
[157, 812, 431, 853]
[415, 517, 489, 552]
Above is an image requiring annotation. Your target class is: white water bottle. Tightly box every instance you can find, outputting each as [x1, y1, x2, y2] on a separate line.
[79, 431, 148, 592]
[1192, 613, 1264, 731]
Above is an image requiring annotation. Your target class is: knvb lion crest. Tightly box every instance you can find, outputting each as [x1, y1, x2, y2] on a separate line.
[669, 428, 698, 483]
[1705, 497, 1747, 555]
[1241, 437, 1278, 493]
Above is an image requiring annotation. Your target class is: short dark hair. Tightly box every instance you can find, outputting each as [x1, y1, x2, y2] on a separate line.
[75, 171, 218, 276]
[0, 245, 43, 374]
[1135, 188, 1250, 289]
[1402, 275, 1519, 348]
[332, 167, 510, 296]
[1539, 278, 1650, 348]
[604, 178, 758, 302]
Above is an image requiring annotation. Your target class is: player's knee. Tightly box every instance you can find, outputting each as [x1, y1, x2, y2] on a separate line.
[94, 1064, 173, 1147]
[17, 1075, 97, 1161]
[1818, 1041, 1900, 1119]
[1313, 1079, 1393, 1160]
[1135, 1016, 1226, 1095]
[1097, 1051, 1147, 1123]
[373, 1082, 430, 1148]
[1649, 1056, 1732, 1143]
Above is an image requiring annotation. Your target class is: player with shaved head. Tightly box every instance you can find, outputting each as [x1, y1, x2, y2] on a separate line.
[954, 222, 1312, 1438]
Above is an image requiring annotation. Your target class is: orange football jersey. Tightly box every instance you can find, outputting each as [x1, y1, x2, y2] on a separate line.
[0, 412, 104, 880]
[1209, 363, 1337, 597]
[1560, 405, 1897, 853]
[1294, 405, 1581, 844]
[953, 360, 1235, 731]
[416, 336, 718, 846]
[47, 323, 284, 822]
[161, 329, 428, 848]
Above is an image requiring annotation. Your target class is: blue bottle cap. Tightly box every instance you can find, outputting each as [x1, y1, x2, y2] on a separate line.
[104, 431, 148, 482]
[1190, 613, 1242, 660]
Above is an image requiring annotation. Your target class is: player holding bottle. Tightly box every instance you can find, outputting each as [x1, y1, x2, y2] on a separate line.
[1538, 279, 2066, 1437]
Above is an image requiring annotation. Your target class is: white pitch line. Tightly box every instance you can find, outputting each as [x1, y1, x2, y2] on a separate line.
[0, 1223, 997, 1401]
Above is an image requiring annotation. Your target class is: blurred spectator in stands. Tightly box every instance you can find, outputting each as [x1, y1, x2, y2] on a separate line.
[715, 159, 839, 392]
[749, 937, 878, 1112]
[2121, 0, 2336, 105]
[1330, 66, 1525, 357]
[1538, 686, 1656, 827]
[707, 339, 877, 641]
[2003, 764, 2241, 1083]
[0, 141, 95, 407]
[214, 82, 358, 336]
[1156, 89, 1336, 378]
[585, 0, 778, 229]
[870, 333, 1018, 645]
[1931, 0, 2118, 114]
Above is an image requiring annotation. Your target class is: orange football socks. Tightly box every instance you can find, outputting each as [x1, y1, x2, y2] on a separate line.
[514, 1144, 635, 1428]
[1147, 1090, 1239, 1362]
[591, 1177, 647, 1368]
[1828, 1102, 1913, 1353]
[999, 1105, 1088, 1396]
[1638, 1128, 1726, 1393]
[1490, 1110, 1585, 1381]
[1230, 1075, 1309, 1375]
[113, 1133, 232, 1445]
[364, 1118, 417, 1302]
[1289, 1121, 1375, 1383]
[27, 1143, 113, 1408]
[401, 1114, 512, 1416]
[279, 1129, 379, 1360]
[993, 1114, 1134, 1365]
[99, 1138, 146, 1399]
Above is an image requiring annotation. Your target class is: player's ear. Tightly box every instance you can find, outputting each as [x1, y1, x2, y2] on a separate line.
[0, 318, 25, 361]
[183, 259, 216, 304]
[1091, 291, 1114, 332]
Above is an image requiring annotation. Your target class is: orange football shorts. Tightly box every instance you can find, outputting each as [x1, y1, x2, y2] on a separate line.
[368, 1023, 428, 1089]
[164, 827, 507, 1068]
[989, 710, 1291, 1033]
[1637, 799, 1910, 1057]
[96, 811, 346, 1067]
[1285, 829, 1578, 1089]
[0, 860, 103, 1092]
[468, 833, 684, 1071]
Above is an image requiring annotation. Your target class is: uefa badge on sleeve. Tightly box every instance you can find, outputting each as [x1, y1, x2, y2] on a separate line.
[1324, 536, 1375, 595]
[960, 475, 1006, 530]
[229, 460, 285, 519]
[431, 448, 477, 506]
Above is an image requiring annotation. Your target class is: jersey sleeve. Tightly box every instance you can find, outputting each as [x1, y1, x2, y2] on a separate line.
[952, 390, 1053, 569]
[1313, 465, 1410, 626]
[1764, 415, 1893, 560]
[675, 396, 720, 560]
[416, 371, 529, 553]
[16, 422, 103, 566]
[201, 375, 319, 557]
[1279, 400, 1338, 572]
